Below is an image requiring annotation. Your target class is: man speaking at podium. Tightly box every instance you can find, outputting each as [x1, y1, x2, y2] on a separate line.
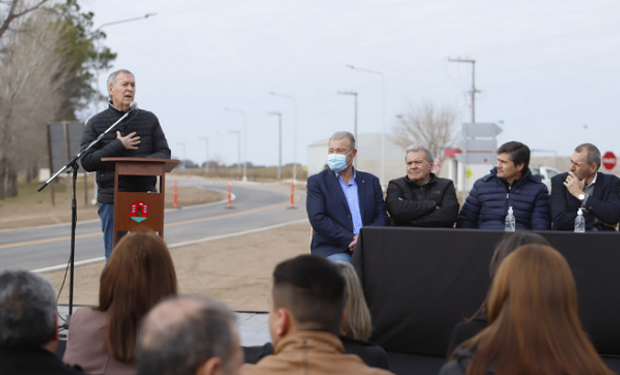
[80, 70, 171, 261]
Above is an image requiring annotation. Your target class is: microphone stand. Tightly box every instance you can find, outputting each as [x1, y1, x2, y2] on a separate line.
[38, 108, 133, 324]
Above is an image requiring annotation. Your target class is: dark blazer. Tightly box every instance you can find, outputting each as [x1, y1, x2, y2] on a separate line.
[446, 317, 488, 359]
[550, 172, 620, 231]
[306, 169, 388, 257]
[0, 346, 84, 375]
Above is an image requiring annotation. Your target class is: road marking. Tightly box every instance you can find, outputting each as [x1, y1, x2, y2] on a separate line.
[33, 218, 309, 274]
[0, 195, 301, 251]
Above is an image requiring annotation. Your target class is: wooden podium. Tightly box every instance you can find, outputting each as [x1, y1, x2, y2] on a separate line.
[102, 157, 179, 247]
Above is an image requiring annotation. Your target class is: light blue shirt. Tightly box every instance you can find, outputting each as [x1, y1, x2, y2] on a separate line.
[335, 170, 363, 235]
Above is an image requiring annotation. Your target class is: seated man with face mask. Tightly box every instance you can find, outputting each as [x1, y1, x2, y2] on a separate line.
[306, 131, 388, 263]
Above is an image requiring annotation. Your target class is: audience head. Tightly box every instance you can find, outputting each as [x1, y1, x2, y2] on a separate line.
[99, 231, 178, 362]
[0, 270, 58, 350]
[270, 255, 345, 344]
[464, 245, 612, 375]
[334, 262, 372, 341]
[137, 295, 242, 375]
[496, 141, 530, 183]
[471, 231, 550, 319]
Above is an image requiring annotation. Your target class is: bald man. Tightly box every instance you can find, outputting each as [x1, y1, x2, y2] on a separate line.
[136, 295, 243, 375]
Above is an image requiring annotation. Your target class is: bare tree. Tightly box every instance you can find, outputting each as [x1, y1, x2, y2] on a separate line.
[393, 101, 459, 163]
[0, 11, 67, 198]
[0, 0, 49, 40]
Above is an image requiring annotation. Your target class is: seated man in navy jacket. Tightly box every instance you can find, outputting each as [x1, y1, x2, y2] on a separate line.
[306, 131, 388, 262]
[550, 143, 620, 231]
[457, 141, 551, 230]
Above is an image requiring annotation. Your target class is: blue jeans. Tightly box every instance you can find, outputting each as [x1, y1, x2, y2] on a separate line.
[98, 203, 126, 262]
[326, 252, 352, 263]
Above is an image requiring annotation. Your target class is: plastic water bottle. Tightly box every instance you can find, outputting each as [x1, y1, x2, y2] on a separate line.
[505, 206, 515, 232]
[574, 208, 585, 233]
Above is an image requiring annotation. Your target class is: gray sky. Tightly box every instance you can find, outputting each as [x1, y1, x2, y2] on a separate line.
[81, 0, 620, 168]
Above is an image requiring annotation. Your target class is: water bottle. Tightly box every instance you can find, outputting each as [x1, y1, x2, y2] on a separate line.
[505, 206, 515, 232]
[574, 208, 585, 233]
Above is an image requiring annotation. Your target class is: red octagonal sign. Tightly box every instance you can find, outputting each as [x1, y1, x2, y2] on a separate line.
[603, 151, 616, 170]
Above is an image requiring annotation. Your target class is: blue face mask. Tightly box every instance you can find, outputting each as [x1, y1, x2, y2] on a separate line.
[327, 150, 353, 172]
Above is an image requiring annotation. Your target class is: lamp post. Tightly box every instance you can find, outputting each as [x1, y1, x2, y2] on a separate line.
[224, 107, 247, 182]
[93, 13, 157, 112]
[268, 112, 282, 180]
[338, 91, 358, 168]
[199, 137, 209, 175]
[346, 65, 385, 184]
[228, 131, 241, 176]
[269, 92, 297, 182]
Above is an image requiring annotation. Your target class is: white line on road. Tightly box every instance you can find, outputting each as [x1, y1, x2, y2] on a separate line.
[33, 218, 309, 274]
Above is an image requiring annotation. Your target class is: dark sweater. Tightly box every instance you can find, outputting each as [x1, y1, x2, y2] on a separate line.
[80, 103, 171, 204]
[0, 346, 84, 375]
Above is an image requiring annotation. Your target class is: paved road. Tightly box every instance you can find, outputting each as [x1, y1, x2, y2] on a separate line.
[0, 180, 308, 272]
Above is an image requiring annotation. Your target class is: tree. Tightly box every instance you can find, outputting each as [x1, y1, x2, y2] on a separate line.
[393, 102, 459, 163]
[0, 11, 68, 198]
[0, 0, 49, 40]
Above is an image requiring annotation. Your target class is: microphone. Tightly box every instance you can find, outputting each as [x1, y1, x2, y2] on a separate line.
[129, 102, 139, 111]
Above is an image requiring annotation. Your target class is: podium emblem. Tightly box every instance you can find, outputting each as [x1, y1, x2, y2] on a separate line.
[130, 201, 148, 223]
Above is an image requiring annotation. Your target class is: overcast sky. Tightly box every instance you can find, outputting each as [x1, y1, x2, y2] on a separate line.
[81, 0, 620, 168]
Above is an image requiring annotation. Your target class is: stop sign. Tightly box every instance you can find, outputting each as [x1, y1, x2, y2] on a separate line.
[603, 151, 616, 170]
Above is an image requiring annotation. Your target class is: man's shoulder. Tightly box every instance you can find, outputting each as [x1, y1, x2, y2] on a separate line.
[551, 172, 569, 182]
[597, 171, 620, 185]
[308, 169, 331, 183]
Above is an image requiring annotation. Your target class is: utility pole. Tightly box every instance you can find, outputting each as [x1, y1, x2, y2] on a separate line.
[224, 107, 247, 182]
[338, 91, 358, 168]
[268, 112, 283, 180]
[448, 57, 478, 123]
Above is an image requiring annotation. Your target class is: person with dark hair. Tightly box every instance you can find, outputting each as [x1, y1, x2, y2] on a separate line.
[0, 270, 83, 375]
[254, 261, 389, 369]
[136, 295, 243, 375]
[80, 69, 171, 261]
[63, 231, 178, 374]
[445, 232, 550, 358]
[439, 244, 613, 375]
[386, 144, 459, 227]
[307, 131, 388, 262]
[457, 141, 551, 230]
[550, 143, 620, 231]
[242, 255, 394, 375]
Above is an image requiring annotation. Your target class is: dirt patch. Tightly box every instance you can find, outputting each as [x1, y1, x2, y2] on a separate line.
[44, 221, 310, 312]
[0, 186, 226, 230]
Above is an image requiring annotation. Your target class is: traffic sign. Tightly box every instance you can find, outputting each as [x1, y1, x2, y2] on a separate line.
[603, 152, 616, 170]
[463, 123, 503, 138]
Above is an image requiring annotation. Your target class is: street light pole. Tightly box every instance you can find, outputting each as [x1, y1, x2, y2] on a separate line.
[224, 107, 247, 182]
[338, 91, 358, 168]
[268, 112, 282, 180]
[346, 65, 385, 185]
[228, 131, 241, 176]
[269, 92, 297, 182]
[199, 137, 209, 175]
[93, 13, 157, 112]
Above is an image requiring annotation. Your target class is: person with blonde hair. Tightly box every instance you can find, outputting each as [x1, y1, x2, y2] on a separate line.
[64, 231, 178, 374]
[335, 262, 388, 369]
[440, 244, 613, 375]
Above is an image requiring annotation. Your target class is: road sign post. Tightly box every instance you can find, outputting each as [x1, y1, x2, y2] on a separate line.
[603, 152, 616, 170]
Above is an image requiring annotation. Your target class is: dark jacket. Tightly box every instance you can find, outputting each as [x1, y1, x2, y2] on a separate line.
[446, 316, 488, 359]
[307, 169, 388, 257]
[550, 171, 620, 231]
[386, 173, 459, 227]
[80, 103, 171, 204]
[0, 346, 84, 375]
[439, 347, 494, 375]
[456, 168, 551, 230]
